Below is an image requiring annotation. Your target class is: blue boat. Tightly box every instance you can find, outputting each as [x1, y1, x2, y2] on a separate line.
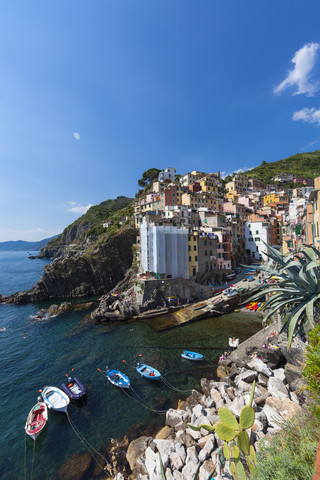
[181, 350, 203, 361]
[61, 377, 86, 401]
[136, 363, 161, 380]
[106, 368, 130, 389]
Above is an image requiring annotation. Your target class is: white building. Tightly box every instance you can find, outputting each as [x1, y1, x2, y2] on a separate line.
[289, 197, 306, 223]
[158, 167, 176, 183]
[245, 221, 271, 261]
[140, 222, 189, 279]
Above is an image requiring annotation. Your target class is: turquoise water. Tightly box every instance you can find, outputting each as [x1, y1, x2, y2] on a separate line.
[0, 252, 262, 479]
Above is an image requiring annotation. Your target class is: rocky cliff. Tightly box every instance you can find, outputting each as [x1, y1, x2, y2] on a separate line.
[1, 227, 137, 304]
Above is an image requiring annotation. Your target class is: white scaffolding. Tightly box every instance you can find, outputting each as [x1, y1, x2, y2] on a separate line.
[140, 223, 189, 279]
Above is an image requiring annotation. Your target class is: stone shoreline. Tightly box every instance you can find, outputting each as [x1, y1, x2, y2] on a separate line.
[111, 323, 308, 480]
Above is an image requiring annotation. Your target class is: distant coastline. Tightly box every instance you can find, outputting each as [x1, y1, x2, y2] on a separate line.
[0, 236, 58, 252]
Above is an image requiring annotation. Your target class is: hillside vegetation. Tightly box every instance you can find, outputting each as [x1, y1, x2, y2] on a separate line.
[43, 196, 132, 245]
[244, 150, 320, 184]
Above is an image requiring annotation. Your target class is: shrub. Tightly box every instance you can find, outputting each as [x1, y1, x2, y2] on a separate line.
[252, 410, 320, 480]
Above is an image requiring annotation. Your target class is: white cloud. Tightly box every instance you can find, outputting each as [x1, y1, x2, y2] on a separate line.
[66, 202, 93, 214]
[73, 132, 80, 140]
[221, 166, 255, 179]
[274, 42, 320, 96]
[292, 107, 320, 126]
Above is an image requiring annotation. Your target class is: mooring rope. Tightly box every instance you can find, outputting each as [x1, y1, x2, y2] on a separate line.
[161, 376, 193, 393]
[66, 412, 109, 472]
[29, 439, 36, 480]
[24, 433, 27, 480]
[121, 385, 167, 415]
[80, 398, 109, 453]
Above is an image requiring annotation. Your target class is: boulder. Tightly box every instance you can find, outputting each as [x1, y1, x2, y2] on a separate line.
[267, 377, 290, 399]
[126, 436, 152, 471]
[166, 409, 189, 429]
[197, 434, 215, 450]
[199, 437, 215, 462]
[262, 404, 282, 428]
[265, 396, 301, 420]
[235, 369, 258, 384]
[186, 445, 199, 464]
[145, 447, 158, 478]
[181, 460, 199, 479]
[199, 460, 215, 480]
[210, 389, 224, 410]
[155, 426, 174, 440]
[175, 442, 187, 463]
[257, 373, 268, 387]
[247, 358, 273, 377]
[273, 367, 287, 383]
[170, 452, 184, 470]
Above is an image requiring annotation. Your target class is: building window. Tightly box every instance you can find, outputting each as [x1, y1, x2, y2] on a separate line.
[255, 237, 260, 242]
[195, 256, 198, 261]
[189, 256, 191, 262]
[205, 250, 208, 256]
[194, 245, 196, 251]
[188, 245, 191, 251]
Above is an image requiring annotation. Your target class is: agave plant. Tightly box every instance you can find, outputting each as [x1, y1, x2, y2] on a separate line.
[244, 243, 320, 348]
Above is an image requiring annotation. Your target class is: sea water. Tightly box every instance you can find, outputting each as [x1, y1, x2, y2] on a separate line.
[0, 251, 262, 479]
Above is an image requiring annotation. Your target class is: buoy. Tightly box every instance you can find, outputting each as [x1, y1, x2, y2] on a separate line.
[138, 354, 143, 357]
[72, 368, 75, 371]
[65, 373, 68, 377]
[38, 389, 42, 393]
[97, 368, 100, 371]
[122, 360, 126, 363]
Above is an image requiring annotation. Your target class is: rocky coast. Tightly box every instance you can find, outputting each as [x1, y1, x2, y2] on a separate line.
[110, 322, 308, 480]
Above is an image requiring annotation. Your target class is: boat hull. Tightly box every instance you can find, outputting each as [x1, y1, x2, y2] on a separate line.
[181, 350, 203, 361]
[106, 369, 130, 389]
[61, 377, 86, 401]
[42, 386, 70, 413]
[25, 402, 48, 440]
[136, 364, 161, 380]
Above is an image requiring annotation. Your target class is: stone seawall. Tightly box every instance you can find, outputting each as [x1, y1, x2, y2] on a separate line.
[111, 324, 308, 480]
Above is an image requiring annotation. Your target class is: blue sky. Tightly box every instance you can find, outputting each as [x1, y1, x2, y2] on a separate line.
[1, 0, 320, 241]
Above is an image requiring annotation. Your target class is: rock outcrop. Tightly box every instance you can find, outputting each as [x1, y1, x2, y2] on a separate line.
[0, 227, 137, 304]
[113, 325, 307, 480]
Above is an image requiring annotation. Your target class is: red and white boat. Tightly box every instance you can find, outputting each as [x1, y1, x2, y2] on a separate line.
[25, 401, 48, 440]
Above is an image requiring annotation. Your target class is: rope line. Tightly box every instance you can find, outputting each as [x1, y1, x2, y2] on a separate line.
[24, 433, 27, 480]
[161, 376, 193, 393]
[29, 439, 36, 480]
[121, 385, 167, 415]
[80, 398, 109, 453]
[66, 412, 109, 472]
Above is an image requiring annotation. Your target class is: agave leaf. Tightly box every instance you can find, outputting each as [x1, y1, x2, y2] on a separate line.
[218, 407, 239, 430]
[287, 303, 308, 347]
[249, 380, 255, 407]
[192, 461, 202, 480]
[305, 261, 320, 272]
[263, 297, 305, 325]
[158, 453, 166, 480]
[215, 422, 236, 442]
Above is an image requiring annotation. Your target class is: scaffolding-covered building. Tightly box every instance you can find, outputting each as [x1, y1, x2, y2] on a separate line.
[140, 223, 189, 279]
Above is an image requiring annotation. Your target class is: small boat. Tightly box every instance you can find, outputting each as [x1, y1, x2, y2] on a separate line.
[106, 368, 130, 389]
[61, 377, 86, 401]
[41, 386, 70, 413]
[136, 363, 161, 380]
[234, 309, 241, 313]
[257, 302, 264, 310]
[229, 337, 240, 348]
[25, 401, 48, 440]
[193, 302, 206, 310]
[246, 302, 254, 309]
[181, 350, 203, 361]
